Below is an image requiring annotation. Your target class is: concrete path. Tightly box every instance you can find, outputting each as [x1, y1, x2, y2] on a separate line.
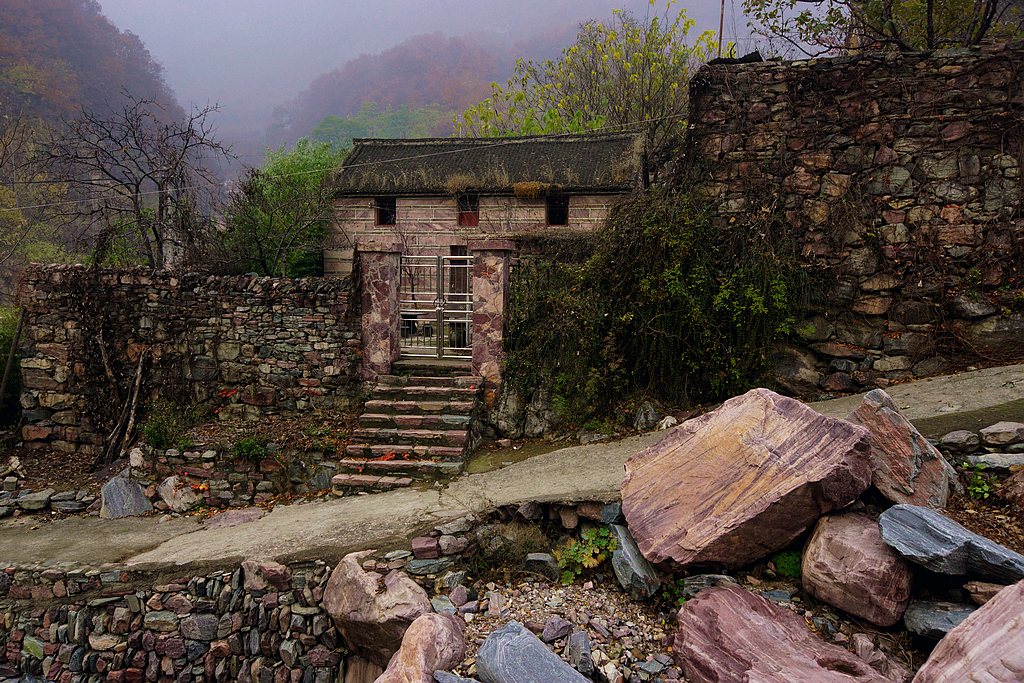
[2, 364, 1021, 573]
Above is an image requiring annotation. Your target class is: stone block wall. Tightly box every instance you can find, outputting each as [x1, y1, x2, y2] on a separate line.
[16, 266, 361, 456]
[326, 195, 620, 277]
[685, 45, 1024, 392]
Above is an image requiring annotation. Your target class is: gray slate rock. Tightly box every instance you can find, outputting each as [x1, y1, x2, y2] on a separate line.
[523, 553, 560, 581]
[609, 524, 660, 600]
[980, 422, 1024, 447]
[431, 596, 457, 614]
[476, 621, 589, 683]
[434, 672, 480, 683]
[52, 501, 86, 514]
[633, 400, 661, 431]
[566, 631, 594, 677]
[939, 430, 980, 453]
[0, 506, 11, 519]
[18, 488, 55, 511]
[903, 600, 978, 640]
[879, 504, 1024, 583]
[540, 615, 572, 643]
[405, 557, 456, 576]
[680, 574, 741, 600]
[100, 475, 153, 519]
[965, 454, 1024, 471]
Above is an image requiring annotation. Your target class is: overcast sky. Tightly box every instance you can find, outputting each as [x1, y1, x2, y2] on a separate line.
[96, 0, 748, 136]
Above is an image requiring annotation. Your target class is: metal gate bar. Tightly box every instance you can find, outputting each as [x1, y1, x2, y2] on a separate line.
[399, 254, 472, 359]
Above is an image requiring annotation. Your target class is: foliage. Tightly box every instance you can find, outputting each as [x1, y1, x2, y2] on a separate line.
[457, 3, 718, 174]
[48, 93, 232, 268]
[770, 549, 802, 579]
[218, 138, 344, 277]
[742, 0, 1024, 55]
[311, 102, 456, 151]
[663, 577, 689, 607]
[232, 436, 268, 462]
[140, 399, 196, 450]
[555, 526, 617, 585]
[0, 306, 21, 425]
[963, 463, 995, 500]
[505, 185, 808, 418]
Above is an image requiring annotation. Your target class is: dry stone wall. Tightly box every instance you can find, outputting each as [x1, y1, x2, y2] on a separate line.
[686, 45, 1024, 393]
[16, 266, 361, 456]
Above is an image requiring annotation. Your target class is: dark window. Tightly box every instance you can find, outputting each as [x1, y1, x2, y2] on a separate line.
[547, 195, 569, 226]
[450, 245, 469, 293]
[457, 195, 479, 227]
[376, 197, 396, 225]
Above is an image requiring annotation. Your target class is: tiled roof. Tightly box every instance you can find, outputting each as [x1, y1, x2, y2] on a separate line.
[331, 132, 644, 196]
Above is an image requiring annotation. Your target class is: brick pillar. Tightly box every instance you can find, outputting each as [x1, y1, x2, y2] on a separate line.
[358, 241, 402, 381]
[469, 240, 513, 408]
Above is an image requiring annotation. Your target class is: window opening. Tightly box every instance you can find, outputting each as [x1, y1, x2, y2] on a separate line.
[457, 195, 480, 227]
[376, 197, 397, 226]
[547, 195, 569, 226]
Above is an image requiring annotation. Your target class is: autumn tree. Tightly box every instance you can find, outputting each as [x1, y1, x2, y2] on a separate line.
[743, 0, 1024, 54]
[47, 93, 232, 268]
[456, 4, 717, 175]
[217, 139, 343, 278]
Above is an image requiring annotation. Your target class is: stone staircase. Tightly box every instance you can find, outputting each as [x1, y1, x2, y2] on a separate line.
[332, 371, 483, 494]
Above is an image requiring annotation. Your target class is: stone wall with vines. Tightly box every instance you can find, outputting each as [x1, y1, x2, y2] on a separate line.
[685, 45, 1024, 394]
[16, 266, 361, 455]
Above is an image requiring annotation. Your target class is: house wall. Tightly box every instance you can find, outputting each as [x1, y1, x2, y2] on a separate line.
[16, 266, 361, 455]
[685, 45, 1024, 392]
[325, 194, 621, 277]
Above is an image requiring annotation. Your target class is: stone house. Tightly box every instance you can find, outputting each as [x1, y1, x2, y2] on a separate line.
[325, 133, 644, 386]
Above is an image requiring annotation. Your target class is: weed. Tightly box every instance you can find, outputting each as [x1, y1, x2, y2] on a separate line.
[770, 550, 802, 579]
[141, 400, 197, 450]
[232, 436, 268, 462]
[555, 526, 616, 585]
[663, 577, 689, 607]
[963, 463, 995, 500]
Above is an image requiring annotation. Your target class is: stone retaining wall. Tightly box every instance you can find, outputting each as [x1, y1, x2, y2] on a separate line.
[686, 45, 1024, 393]
[16, 266, 361, 456]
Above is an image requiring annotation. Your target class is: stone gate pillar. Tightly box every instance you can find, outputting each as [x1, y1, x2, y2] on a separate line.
[469, 240, 514, 407]
[358, 240, 402, 381]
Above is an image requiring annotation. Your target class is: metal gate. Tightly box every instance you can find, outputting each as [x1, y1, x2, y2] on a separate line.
[399, 254, 472, 359]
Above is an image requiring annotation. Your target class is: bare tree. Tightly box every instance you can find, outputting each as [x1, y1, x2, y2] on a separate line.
[48, 92, 233, 268]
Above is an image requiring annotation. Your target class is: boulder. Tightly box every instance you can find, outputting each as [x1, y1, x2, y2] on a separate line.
[673, 585, 890, 683]
[609, 524, 660, 601]
[100, 475, 153, 519]
[964, 580, 1007, 605]
[540, 615, 572, 643]
[375, 613, 465, 683]
[476, 621, 589, 683]
[622, 389, 872, 567]
[845, 389, 955, 508]
[771, 344, 821, 396]
[903, 600, 977, 640]
[17, 487, 55, 511]
[996, 469, 1024, 506]
[156, 476, 199, 512]
[938, 429, 980, 453]
[980, 421, 1024, 447]
[322, 550, 433, 668]
[801, 513, 913, 627]
[879, 504, 1024, 584]
[566, 631, 594, 678]
[913, 578, 1024, 682]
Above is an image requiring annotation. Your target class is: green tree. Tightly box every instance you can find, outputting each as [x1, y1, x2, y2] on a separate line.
[457, 3, 717, 175]
[311, 102, 455, 151]
[743, 0, 1024, 54]
[219, 138, 343, 278]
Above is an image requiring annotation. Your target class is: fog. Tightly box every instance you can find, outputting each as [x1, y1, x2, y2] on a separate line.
[97, 0, 749, 147]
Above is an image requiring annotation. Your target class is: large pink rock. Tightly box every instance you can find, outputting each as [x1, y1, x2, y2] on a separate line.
[846, 389, 955, 508]
[622, 389, 872, 567]
[322, 550, 433, 668]
[375, 613, 466, 683]
[674, 585, 891, 683]
[912, 578, 1024, 682]
[802, 513, 913, 627]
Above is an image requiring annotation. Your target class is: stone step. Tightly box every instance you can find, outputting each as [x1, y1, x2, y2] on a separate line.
[352, 428, 468, 447]
[369, 385, 481, 401]
[344, 443, 466, 461]
[359, 413, 472, 429]
[363, 400, 476, 416]
[335, 458, 463, 478]
[377, 375, 481, 388]
[331, 473, 415, 494]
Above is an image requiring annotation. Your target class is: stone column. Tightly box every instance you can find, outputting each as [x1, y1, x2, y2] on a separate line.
[469, 240, 513, 408]
[358, 241, 402, 381]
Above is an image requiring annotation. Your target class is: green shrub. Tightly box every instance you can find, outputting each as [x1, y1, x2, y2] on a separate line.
[232, 436, 267, 461]
[0, 307, 21, 426]
[555, 526, 616, 585]
[770, 550, 802, 579]
[140, 400, 196, 450]
[963, 463, 995, 500]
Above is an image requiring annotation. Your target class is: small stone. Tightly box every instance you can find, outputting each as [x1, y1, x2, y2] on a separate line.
[904, 600, 977, 640]
[540, 615, 572, 643]
[940, 430, 981, 453]
[980, 422, 1024, 447]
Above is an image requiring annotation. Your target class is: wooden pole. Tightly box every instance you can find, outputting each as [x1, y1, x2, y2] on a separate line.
[718, 0, 726, 58]
[0, 308, 25, 418]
